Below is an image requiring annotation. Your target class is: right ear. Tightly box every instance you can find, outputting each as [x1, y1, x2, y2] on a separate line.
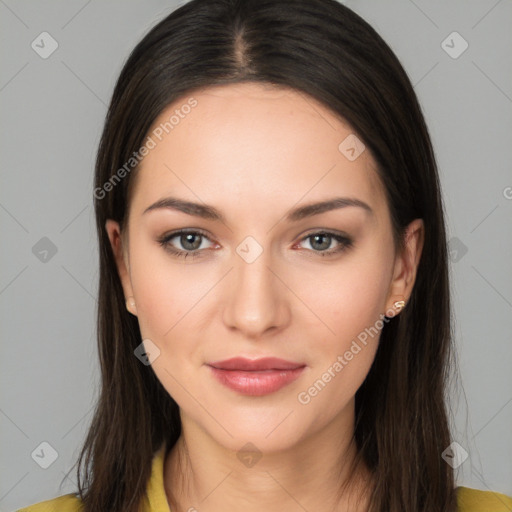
[105, 219, 137, 316]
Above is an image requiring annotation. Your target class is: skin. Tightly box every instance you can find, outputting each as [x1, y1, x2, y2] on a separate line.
[106, 82, 424, 512]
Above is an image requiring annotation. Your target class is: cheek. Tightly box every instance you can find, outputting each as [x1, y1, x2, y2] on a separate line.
[294, 250, 393, 414]
[295, 263, 389, 421]
[304, 254, 392, 343]
[128, 246, 204, 399]
[128, 237, 203, 340]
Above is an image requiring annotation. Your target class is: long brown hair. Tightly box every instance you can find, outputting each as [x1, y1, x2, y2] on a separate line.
[67, 0, 457, 510]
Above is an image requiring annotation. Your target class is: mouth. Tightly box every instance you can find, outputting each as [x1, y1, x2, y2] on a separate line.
[206, 357, 306, 396]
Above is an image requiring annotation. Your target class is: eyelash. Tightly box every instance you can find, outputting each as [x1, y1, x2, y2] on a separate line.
[157, 229, 353, 260]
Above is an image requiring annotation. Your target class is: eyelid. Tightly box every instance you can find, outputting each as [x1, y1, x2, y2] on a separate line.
[298, 227, 352, 240]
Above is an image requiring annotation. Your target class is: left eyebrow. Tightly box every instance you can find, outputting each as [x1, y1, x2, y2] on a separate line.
[285, 197, 373, 222]
[142, 196, 373, 222]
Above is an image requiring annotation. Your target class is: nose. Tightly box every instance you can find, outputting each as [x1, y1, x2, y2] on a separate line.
[222, 246, 291, 339]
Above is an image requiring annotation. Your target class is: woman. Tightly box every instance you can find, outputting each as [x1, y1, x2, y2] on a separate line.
[18, 0, 512, 511]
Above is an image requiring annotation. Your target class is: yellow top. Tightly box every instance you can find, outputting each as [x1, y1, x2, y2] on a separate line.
[17, 443, 512, 512]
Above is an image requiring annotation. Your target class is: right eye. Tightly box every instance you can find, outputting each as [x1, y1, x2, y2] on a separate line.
[157, 229, 217, 259]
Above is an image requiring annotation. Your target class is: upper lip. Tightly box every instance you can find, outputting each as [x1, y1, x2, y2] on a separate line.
[208, 357, 305, 371]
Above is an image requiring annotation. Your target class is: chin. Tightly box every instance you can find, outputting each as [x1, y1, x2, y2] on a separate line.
[197, 406, 309, 454]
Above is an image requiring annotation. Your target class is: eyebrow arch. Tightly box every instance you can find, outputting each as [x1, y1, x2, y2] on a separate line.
[142, 196, 373, 222]
[286, 197, 373, 222]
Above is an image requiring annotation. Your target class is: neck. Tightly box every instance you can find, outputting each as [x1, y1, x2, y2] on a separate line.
[164, 401, 373, 512]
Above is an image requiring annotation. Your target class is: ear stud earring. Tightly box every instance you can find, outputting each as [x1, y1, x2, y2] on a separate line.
[126, 296, 136, 313]
[384, 298, 406, 319]
[393, 299, 405, 310]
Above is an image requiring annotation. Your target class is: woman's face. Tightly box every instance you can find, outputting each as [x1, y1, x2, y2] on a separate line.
[107, 82, 423, 453]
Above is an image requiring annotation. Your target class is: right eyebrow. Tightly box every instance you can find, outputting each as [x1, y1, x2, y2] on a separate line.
[143, 197, 225, 221]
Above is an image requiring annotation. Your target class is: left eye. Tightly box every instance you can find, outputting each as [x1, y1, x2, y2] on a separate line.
[296, 232, 353, 256]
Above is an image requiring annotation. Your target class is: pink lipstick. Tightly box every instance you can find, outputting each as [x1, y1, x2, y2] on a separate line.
[207, 357, 306, 396]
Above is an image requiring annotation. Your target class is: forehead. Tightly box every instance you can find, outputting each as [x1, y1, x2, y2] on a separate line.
[130, 82, 386, 220]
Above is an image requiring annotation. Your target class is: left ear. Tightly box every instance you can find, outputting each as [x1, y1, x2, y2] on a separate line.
[386, 218, 425, 311]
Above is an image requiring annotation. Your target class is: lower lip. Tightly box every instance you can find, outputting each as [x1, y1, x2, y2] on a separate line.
[208, 366, 305, 396]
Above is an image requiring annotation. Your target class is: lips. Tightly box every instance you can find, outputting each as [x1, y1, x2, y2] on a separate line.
[208, 357, 304, 371]
[206, 357, 306, 396]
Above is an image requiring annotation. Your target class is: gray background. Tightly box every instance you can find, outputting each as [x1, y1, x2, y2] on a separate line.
[1, 0, 511, 510]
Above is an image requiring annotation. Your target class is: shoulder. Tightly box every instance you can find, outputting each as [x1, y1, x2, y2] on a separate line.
[16, 493, 82, 512]
[456, 486, 512, 511]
